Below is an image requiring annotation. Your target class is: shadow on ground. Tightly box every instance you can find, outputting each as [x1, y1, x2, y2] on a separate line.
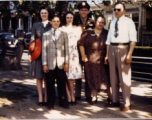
[0, 50, 151, 119]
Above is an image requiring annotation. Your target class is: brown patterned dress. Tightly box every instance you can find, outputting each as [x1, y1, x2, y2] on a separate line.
[79, 29, 110, 90]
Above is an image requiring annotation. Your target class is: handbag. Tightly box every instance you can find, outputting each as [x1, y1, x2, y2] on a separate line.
[29, 38, 42, 61]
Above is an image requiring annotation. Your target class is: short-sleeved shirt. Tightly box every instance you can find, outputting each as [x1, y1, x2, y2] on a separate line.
[106, 15, 137, 45]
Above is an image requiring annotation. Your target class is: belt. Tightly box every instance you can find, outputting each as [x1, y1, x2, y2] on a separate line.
[111, 43, 129, 46]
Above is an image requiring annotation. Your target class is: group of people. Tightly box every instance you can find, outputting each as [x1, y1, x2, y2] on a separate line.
[28, 1, 137, 112]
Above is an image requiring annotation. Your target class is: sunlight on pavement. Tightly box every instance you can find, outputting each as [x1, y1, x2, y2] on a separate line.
[29, 108, 35, 111]
[84, 106, 104, 112]
[37, 108, 44, 111]
[0, 98, 13, 107]
[131, 87, 152, 96]
[76, 110, 92, 115]
[131, 109, 152, 118]
[44, 110, 81, 119]
[11, 116, 16, 119]
[12, 79, 23, 83]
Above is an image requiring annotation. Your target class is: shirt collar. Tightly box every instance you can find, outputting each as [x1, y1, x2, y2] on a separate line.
[80, 17, 87, 25]
[52, 28, 57, 32]
[118, 15, 125, 21]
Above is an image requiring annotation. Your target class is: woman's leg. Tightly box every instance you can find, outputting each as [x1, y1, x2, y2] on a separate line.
[66, 81, 71, 102]
[68, 79, 75, 102]
[36, 78, 43, 102]
[44, 79, 47, 102]
[105, 87, 112, 100]
[92, 89, 98, 101]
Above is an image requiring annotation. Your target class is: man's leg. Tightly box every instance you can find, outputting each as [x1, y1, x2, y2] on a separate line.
[56, 67, 69, 108]
[109, 45, 120, 104]
[46, 69, 56, 109]
[85, 72, 92, 101]
[75, 79, 82, 100]
[117, 46, 131, 108]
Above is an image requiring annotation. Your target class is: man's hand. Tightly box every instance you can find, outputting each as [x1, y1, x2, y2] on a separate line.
[125, 54, 132, 65]
[64, 64, 69, 72]
[82, 55, 88, 62]
[104, 56, 109, 65]
[28, 55, 32, 62]
[43, 65, 49, 73]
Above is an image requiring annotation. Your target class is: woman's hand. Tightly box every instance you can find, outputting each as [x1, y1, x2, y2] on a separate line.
[28, 55, 32, 62]
[64, 64, 69, 72]
[43, 65, 49, 73]
[104, 56, 109, 65]
[82, 55, 88, 62]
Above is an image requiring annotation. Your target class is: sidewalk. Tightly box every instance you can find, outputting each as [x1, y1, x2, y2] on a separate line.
[0, 50, 152, 119]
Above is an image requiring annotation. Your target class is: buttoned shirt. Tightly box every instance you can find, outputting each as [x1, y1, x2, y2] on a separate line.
[42, 20, 49, 27]
[106, 15, 137, 45]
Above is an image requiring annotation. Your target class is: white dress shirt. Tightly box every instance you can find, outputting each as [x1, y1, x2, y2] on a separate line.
[42, 20, 49, 27]
[106, 15, 137, 45]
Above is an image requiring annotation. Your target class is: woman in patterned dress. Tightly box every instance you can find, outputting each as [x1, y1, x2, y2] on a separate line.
[79, 15, 112, 105]
[61, 11, 82, 105]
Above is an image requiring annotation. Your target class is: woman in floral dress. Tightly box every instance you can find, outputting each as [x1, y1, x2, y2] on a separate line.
[61, 11, 82, 105]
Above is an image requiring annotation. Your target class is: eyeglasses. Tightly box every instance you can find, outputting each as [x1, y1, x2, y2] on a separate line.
[114, 8, 121, 12]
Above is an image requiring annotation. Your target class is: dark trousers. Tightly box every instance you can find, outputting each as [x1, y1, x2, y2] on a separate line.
[46, 66, 67, 105]
[75, 72, 91, 98]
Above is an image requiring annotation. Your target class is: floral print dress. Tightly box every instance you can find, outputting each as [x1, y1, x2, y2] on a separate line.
[61, 26, 82, 79]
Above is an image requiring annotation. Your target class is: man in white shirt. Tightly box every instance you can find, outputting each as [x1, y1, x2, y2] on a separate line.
[105, 2, 137, 111]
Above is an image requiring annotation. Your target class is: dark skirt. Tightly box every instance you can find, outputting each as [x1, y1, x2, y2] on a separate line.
[29, 55, 45, 79]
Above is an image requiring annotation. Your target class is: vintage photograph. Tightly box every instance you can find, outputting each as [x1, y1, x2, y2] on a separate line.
[0, 0, 151, 119]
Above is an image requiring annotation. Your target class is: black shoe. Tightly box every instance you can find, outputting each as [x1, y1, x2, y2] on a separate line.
[67, 101, 71, 105]
[43, 102, 48, 106]
[71, 101, 77, 105]
[48, 104, 54, 110]
[105, 102, 120, 108]
[105, 98, 112, 107]
[59, 99, 69, 109]
[86, 97, 92, 102]
[38, 102, 43, 106]
[90, 99, 97, 105]
[75, 97, 81, 100]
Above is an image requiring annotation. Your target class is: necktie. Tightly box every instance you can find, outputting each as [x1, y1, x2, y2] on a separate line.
[114, 19, 119, 38]
[54, 29, 56, 40]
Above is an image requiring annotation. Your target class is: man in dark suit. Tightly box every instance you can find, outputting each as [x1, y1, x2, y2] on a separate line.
[75, 1, 92, 102]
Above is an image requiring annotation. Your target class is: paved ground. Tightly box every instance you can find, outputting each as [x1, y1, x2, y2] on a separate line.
[0, 50, 152, 119]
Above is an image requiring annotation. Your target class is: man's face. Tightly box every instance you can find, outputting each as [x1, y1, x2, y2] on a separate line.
[51, 17, 60, 29]
[114, 4, 125, 19]
[79, 8, 90, 19]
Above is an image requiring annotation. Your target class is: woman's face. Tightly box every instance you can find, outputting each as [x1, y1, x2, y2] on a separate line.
[95, 17, 105, 30]
[40, 9, 49, 21]
[66, 13, 74, 25]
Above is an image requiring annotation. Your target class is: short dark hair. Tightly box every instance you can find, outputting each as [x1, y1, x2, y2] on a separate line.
[62, 11, 76, 26]
[114, 2, 126, 10]
[95, 15, 106, 25]
[39, 5, 52, 21]
[51, 14, 61, 21]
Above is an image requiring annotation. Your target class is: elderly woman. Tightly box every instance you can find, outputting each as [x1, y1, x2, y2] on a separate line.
[79, 15, 112, 105]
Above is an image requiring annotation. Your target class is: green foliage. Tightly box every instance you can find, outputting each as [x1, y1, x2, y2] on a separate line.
[0, 1, 11, 21]
[92, 10, 104, 16]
